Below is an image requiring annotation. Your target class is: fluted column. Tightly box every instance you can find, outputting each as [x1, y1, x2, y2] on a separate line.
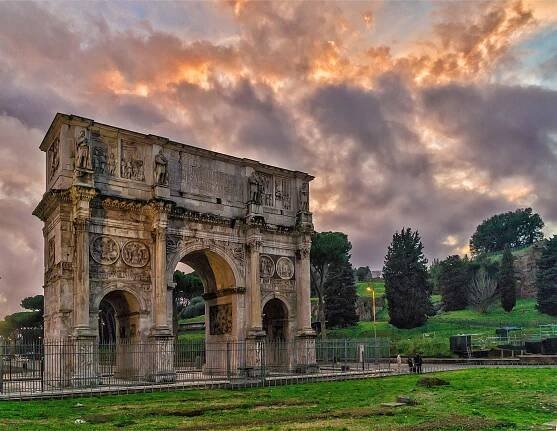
[246, 232, 264, 334]
[71, 186, 96, 335]
[153, 225, 169, 330]
[73, 217, 90, 331]
[296, 240, 313, 333]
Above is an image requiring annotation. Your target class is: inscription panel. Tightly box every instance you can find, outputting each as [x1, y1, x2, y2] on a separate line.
[181, 153, 243, 202]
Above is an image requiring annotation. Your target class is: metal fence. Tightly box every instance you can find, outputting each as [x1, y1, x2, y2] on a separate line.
[0, 338, 392, 399]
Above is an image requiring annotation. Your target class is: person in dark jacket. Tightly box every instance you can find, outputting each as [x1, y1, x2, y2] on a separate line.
[407, 356, 414, 373]
[414, 353, 423, 373]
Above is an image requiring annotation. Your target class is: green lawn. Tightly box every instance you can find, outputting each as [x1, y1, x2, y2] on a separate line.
[0, 368, 555, 430]
[179, 315, 204, 324]
[356, 281, 385, 297]
[328, 298, 557, 356]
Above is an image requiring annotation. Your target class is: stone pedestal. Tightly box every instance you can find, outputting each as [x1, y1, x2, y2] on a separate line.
[146, 335, 176, 383]
[70, 335, 101, 387]
[244, 331, 266, 377]
[294, 332, 318, 374]
[154, 185, 170, 199]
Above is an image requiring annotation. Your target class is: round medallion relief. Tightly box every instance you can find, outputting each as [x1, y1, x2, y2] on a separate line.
[276, 256, 294, 280]
[122, 240, 150, 267]
[90, 236, 120, 265]
[260, 255, 275, 278]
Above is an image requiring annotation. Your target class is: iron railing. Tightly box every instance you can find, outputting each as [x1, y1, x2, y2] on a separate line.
[0, 338, 391, 399]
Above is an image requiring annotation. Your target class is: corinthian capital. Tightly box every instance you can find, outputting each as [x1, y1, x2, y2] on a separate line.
[70, 185, 96, 203]
[246, 236, 263, 253]
[297, 243, 311, 260]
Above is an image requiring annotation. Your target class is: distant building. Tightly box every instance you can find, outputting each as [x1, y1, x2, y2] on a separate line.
[371, 270, 383, 279]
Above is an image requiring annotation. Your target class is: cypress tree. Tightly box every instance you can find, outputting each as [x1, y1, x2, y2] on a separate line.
[383, 228, 431, 329]
[324, 260, 359, 328]
[439, 255, 470, 311]
[537, 236, 557, 316]
[499, 247, 516, 312]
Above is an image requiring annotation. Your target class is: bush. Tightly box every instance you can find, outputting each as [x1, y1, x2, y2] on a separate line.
[182, 296, 205, 319]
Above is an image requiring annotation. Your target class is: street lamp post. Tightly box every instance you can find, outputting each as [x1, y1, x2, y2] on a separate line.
[366, 285, 377, 340]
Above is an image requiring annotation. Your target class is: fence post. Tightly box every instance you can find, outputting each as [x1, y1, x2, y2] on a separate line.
[260, 341, 266, 386]
[0, 346, 3, 394]
[226, 341, 231, 382]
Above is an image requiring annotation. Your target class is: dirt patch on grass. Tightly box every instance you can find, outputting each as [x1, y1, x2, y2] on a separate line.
[145, 398, 317, 417]
[417, 377, 450, 388]
[172, 405, 398, 430]
[395, 415, 512, 430]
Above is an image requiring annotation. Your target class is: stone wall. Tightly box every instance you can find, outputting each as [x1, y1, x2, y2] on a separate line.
[514, 242, 544, 298]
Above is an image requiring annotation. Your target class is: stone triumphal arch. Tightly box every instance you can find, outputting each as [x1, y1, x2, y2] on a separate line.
[33, 113, 315, 385]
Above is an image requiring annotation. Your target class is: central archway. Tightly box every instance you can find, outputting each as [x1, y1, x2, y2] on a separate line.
[172, 245, 246, 374]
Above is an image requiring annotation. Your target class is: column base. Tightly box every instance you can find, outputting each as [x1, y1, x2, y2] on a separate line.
[154, 185, 170, 198]
[295, 332, 318, 374]
[244, 330, 266, 376]
[145, 335, 176, 383]
[71, 335, 101, 388]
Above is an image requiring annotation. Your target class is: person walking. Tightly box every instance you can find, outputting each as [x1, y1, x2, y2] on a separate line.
[396, 354, 402, 373]
[407, 356, 414, 373]
[414, 353, 423, 374]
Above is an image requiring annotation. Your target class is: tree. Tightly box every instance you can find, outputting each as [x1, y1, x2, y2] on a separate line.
[21, 295, 44, 313]
[383, 228, 431, 329]
[470, 208, 544, 255]
[0, 295, 44, 339]
[499, 247, 517, 312]
[468, 265, 497, 313]
[429, 258, 442, 294]
[172, 271, 204, 335]
[310, 231, 352, 336]
[324, 260, 359, 328]
[536, 236, 557, 316]
[438, 255, 470, 311]
[355, 266, 372, 282]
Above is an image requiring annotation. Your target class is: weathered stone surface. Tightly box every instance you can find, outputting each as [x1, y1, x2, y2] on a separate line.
[515, 242, 544, 298]
[34, 113, 317, 385]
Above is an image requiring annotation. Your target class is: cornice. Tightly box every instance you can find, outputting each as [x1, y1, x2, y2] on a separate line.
[32, 190, 72, 221]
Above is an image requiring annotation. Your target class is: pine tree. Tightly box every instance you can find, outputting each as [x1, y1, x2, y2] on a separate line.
[499, 247, 516, 312]
[439, 255, 470, 311]
[383, 228, 431, 329]
[324, 260, 359, 328]
[536, 236, 557, 316]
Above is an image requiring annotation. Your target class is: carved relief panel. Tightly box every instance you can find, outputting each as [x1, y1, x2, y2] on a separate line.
[260, 254, 296, 293]
[257, 172, 274, 207]
[47, 138, 60, 180]
[274, 177, 291, 210]
[48, 237, 56, 269]
[209, 303, 232, 335]
[89, 234, 151, 283]
[90, 130, 118, 177]
[120, 139, 145, 181]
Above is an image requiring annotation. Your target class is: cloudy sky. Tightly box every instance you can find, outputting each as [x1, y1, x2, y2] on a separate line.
[0, 0, 557, 317]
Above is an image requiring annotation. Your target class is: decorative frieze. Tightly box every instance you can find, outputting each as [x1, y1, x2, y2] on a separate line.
[259, 254, 295, 281]
[122, 240, 150, 268]
[209, 303, 232, 335]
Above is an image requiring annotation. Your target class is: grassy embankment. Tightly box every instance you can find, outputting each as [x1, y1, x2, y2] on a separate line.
[329, 278, 557, 356]
[0, 368, 555, 430]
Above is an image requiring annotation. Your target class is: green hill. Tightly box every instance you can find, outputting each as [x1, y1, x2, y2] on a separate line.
[328, 298, 557, 356]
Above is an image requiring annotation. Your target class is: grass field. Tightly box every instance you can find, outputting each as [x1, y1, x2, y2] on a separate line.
[0, 368, 555, 430]
[328, 298, 557, 356]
